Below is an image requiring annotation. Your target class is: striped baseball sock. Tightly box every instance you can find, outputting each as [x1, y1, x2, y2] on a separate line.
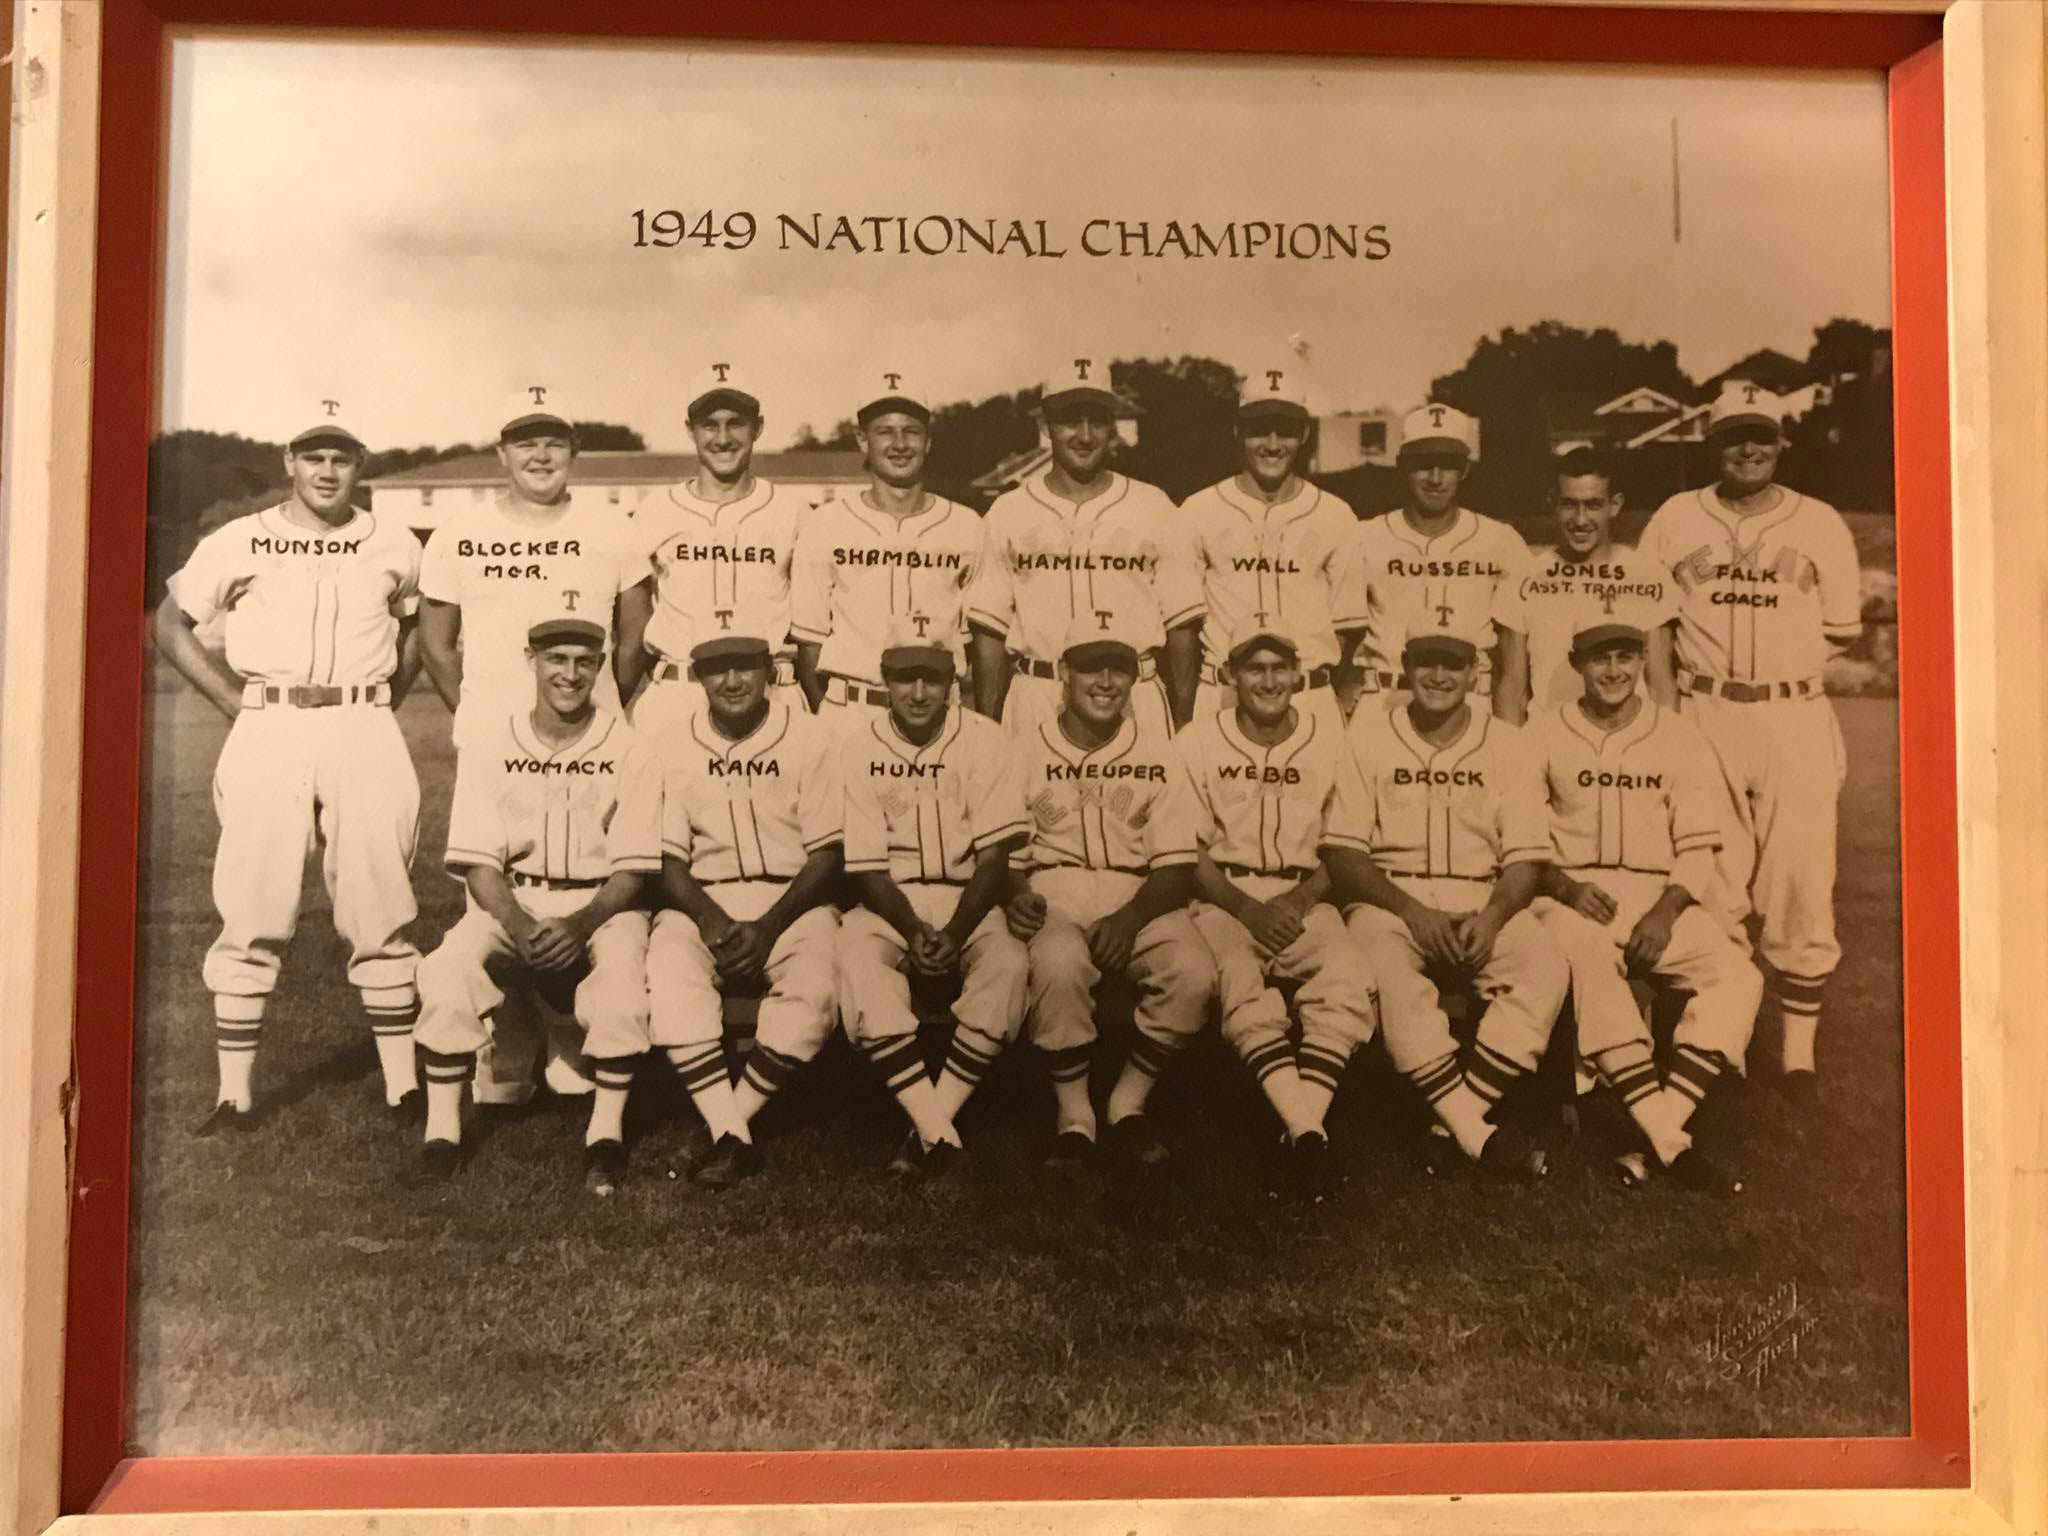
[1410, 1051, 1491, 1160]
[1293, 1031, 1357, 1133]
[362, 990, 420, 1106]
[212, 995, 264, 1111]
[665, 1044, 745, 1142]
[1777, 973, 1828, 1074]
[420, 1048, 474, 1144]
[861, 1034, 957, 1146]
[933, 1023, 1005, 1124]
[586, 1057, 636, 1146]
[1239, 1031, 1319, 1140]
[1041, 1043, 1096, 1138]
[730, 1043, 803, 1127]
[1594, 1040, 1689, 1165]
[1656, 1043, 1732, 1155]
[1105, 1028, 1183, 1123]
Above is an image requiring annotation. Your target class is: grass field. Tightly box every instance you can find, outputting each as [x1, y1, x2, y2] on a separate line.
[125, 684, 1909, 1455]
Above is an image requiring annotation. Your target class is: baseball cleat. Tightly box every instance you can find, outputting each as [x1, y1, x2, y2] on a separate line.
[885, 1130, 928, 1183]
[1668, 1146, 1745, 1198]
[1292, 1130, 1339, 1204]
[689, 1132, 763, 1190]
[192, 1100, 256, 1138]
[1611, 1151, 1652, 1190]
[1477, 1123, 1548, 1183]
[1104, 1114, 1171, 1173]
[922, 1139, 968, 1184]
[1779, 1069, 1820, 1113]
[1263, 1133, 1294, 1199]
[1044, 1129, 1096, 1176]
[1416, 1124, 1462, 1179]
[386, 1088, 424, 1124]
[583, 1138, 626, 1197]
[404, 1138, 462, 1188]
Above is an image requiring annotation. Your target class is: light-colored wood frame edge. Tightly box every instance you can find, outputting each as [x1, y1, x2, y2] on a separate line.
[3, 0, 2038, 1532]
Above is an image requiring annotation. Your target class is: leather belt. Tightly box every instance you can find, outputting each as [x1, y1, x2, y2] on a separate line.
[244, 682, 391, 709]
[1201, 663, 1337, 692]
[1682, 672, 1821, 704]
[1012, 651, 1158, 681]
[509, 872, 606, 890]
[824, 674, 891, 708]
[1218, 862, 1317, 881]
[1357, 669, 1398, 693]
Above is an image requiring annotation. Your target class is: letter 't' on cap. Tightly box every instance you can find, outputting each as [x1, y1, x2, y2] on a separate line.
[856, 372, 932, 428]
[1401, 607, 1487, 664]
[1237, 367, 1311, 424]
[1706, 381, 1785, 437]
[687, 362, 762, 424]
[878, 613, 957, 674]
[289, 399, 366, 454]
[500, 385, 575, 443]
[1059, 614, 1142, 673]
[1398, 402, 1478, 462]
[1225, 620, 1303, 669]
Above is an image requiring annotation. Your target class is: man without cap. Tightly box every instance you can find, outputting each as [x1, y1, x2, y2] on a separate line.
[642, 633, 844, 1187]
[966, 358, 1201, 738]
[156, 405, 427, 1132]
[1354, 403, 1534, 723]
[837, 621, 1031, 1178]
[418, 390, 656, 1105]
[1637, 383, 1864, 1105]
[1529, 609, 1760, 1195]
[1180, 620, 1378, 1202]
[409, 617, 660, 1192]
[1184, 368, 1367, 735]
[791, 373, 988, 726]
[1005, 620, 1216, 1176]
[1325, 613, 1567, 1180]
[630, 364, 807, 741]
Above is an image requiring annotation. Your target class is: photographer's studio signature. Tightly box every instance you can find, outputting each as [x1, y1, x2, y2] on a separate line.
[1703, 1280, 1824, 1390]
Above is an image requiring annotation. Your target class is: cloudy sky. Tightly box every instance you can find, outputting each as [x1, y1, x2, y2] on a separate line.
[159, 35, 1890, 452]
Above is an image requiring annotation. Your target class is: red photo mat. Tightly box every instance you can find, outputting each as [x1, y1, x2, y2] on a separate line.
[64, 0, 1964, 1515]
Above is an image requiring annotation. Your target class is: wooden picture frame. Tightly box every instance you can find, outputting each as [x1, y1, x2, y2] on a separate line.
[3, 0, 2040, 1531]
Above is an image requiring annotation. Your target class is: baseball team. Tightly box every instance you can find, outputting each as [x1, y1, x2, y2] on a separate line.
[154, 358, 1865, 1202]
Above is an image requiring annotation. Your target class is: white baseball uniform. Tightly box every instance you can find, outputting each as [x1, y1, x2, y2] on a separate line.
[1185, 478, 1365, 733]
[1179, 704, 1377, 1099]
[166, 506, 424, 1037]
[1638, 487, 1861, 1003]
[1518, 544, 1679, 709]
[1354, 507, 1535, 699]
[1014, 712, 1215, 1084]
[630, 477, 806, 737]
[645, 698, 844, 1099]
[1530, 699, 1763, 1082]
[419, 492, 647, 747]
[415, 708, 658, 1072]
[1327, 700, 1567, 1113]
[790, 492, 985, 723]
[838, 707, 1030, 1093]
[965, 469, 1197, 740]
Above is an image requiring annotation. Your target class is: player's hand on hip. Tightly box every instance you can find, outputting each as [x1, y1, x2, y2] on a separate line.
[1563, 877, 1619, 926]
[1087, 910, 1141, 972]
[1243, 900, 1306, 958]
[1004, 888, 1048, 942]
[1403, 903, 1464, 969]
[1624, 909, 1676, 973]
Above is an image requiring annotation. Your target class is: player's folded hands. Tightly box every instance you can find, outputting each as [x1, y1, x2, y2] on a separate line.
[908, 924, 958, 976]
[1086, 911, 1141, 971]
[1403, 904, 1465, 969]
[1004, 889, 1048, 942]
[714, 920, 773, 981]
[1242, 900, 1306, 958]
[524, 918, 586, 972]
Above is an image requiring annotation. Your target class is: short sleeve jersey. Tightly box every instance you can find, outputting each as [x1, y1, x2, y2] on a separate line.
[842, 708, 1030, 885]
[1519, 542, 1679, 708]
[1325, 700, 1549, 880]
[633, 478, 801, 662]
[654, 699, 843, 883]
[964, 470, 1201, 659]
[443, 708, 657, 883]
[788, 492, 986, 685]
[1638, 487, 1863, 683]
[1015, 713, 1202, 876]
[1185, 478, 1366, 673]
[1354, 507, 1536, 679]
[419, 492, 646, 715]
[1532, 699, 1722, 876]
[1178, 703, 1346, 872]
[167, 506, 420, 686]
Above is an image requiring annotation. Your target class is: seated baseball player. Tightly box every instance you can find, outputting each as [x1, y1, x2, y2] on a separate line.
[411, 616, 661, 1192]
[643, 633, 844, 1189]
[1006, 620, 1215, 1176]
[1532, 610, 1762, 1195]
[838, 621, 1031, 1179]
[1180, 621, 1378, 1203]
[1325, 613, 1568, 1181]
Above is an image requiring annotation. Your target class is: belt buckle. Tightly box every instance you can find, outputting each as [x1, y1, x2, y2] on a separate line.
[286, 684, 334, 708]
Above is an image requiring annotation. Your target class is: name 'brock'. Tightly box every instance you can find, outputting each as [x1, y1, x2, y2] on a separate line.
[457, 538, 582, 558]
[1043, 762, 1168, 782]
[504, 758, 615, 776]
[833, 549, 966, 569]
[1392, 766, 1485, 786]
[251, 536, 362, 556]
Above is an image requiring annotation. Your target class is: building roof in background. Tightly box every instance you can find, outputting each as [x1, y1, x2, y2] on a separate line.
[365, 448, 868, 488]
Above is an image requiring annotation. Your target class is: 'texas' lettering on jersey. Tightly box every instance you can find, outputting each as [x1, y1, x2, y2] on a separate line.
[249, 535, 363, 556]
[503, 757, 616, 776]
[833, 548, 968, 570]
[1381, 558, 1506, 578]
[708, 759, 781, 778]
[1015, 552, 1153, 573]
[1218, 763, 1302, 786]
[1393, 766, 1485, 787]
[670, 542, 778, 564]
[1577, 769, 1664, 790]
[1042, 762, 1168, 783]
[1669, 545, 1820, 600]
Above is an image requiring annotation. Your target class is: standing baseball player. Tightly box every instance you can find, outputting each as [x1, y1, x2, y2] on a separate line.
[1325, 613, 1567, 1179]
[1355, 404, 1534, 722]
[631, 363, 806, 741]
[838, 621, 1031, 1178]
[791, 373, 988, 724]
[1184, 368, 1367, 735]
[418, 390, 655, 1104]
[643, 633, 844, 1187]
[966, 358, 1201, 737]
[1530, 607, 1761, 1194]
[155, 403, 426, 1132]
[410, 616, 661, 1192]
[1181, 620, 1378, 1202]
[1005, 620, 1216, 1176]
[1638, 383, 1864, 1104]
[1519, 445, 1679, 710]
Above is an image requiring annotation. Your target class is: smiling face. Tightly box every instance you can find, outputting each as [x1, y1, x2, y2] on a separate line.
[1405, 644, 1477, 716]
[1552, 472, 1621, 558]
[1236, 413, 1307, 493]
[1045, 398, 1117, 482]
[498, 430, 576, 504]
[529, 641, 604, 718]
[1227, 644, 1300, 728]
[284, 444, 362, 518]
[882, 662, 953, 739]
[1713, 425, 1785, 498]
[696, 656, 773, 729]
[1059, 651, 1137, 731]
[858, 411, 931, 490]
[1402, 452, 1470, 517]
[688, 408, 762, 486]
[1574, 639, 1644, 709]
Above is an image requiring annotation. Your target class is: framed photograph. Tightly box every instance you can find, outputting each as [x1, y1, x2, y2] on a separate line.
[1, 0, 2040, 1533]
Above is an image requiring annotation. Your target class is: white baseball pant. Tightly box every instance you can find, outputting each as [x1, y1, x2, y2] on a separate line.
[838, 882, 1028, 1051]
[646, 883, 839, 1067]
[1191, 875, 1378, 1073]
[1024, 867, 1214, 1061]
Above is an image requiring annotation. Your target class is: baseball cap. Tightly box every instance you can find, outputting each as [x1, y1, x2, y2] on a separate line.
[1059, 615, 1142, 673]
[687, 363, 761, 424]
[856, 372, 932, 427]
[877, 613, 957, 674]
[689, 633, 773, 671]
[1225, 619, 1302, 668]
[501, 386, 575, 443]
[1569, 594, 1664, 656]
[1706, 381, 1784, 437]
[1398, 403, 1478, 462]
[1401, 608, 1487, 664]
[288, 401, 366, 455]
[1237, 367, 1310, 423]
[527, 616, 606, 651]
[1040, 357, 1123, 416]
